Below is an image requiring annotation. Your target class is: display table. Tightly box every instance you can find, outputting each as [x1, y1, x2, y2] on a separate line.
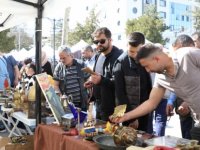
[0, 106, 22, 137]
[34, 124, 99, 150]
[9, 111, 36, 137]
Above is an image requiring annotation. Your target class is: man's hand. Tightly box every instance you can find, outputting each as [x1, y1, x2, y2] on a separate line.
[84, 80, 93, 88]
[109, 113, 128, 124]
[89, 74, 102, 85]
[177, 102, 190, 116]
[128, 119, 139, 129]
[166, 104, 174, 116]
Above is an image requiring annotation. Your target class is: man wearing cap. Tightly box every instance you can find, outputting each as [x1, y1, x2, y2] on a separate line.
[113, 32, 153, 133]
[53, 46, 89, 111]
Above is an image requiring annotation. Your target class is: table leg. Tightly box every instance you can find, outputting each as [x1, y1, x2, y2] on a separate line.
[8, 119, 22, 137]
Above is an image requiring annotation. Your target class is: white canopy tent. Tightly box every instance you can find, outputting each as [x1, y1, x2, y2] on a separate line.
[71, 39, 88, 53]
[0, 0, 70, 124]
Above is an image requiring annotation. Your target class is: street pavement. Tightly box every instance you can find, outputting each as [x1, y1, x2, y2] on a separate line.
[165, 114, 182, 138]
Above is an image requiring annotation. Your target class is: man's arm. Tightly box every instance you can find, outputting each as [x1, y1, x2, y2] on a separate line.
[13, 65, 20, 87]
[110, 86, 165, 123]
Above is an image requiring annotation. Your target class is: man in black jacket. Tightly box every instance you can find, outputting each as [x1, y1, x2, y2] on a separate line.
[113, 32, 153, 133]
[84, 27, 123, 121]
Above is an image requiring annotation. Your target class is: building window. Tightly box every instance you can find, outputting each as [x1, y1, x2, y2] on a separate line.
[170, 25, 174, 31]
[186, 6, 189, 11]
[117, 21, 120, 26]
[132, 7, 137, 14]
[186, 16, 189, 22]
[146, 0, 152, 4]
[159, 12, 166, 18]
[181, 15, 184, 21]
[176, 15, 179, 20]
[171, 4, 174, 14]
[160, 0, 166, 7]
[117, 8, 120, 13]
[118, 35, 121, 40]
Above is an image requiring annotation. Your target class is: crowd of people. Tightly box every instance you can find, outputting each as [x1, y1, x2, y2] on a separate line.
[1, 27, 200, 143]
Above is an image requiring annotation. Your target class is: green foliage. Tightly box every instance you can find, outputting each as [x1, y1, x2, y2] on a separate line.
[68, 9, 99, 46]
[193, 7, 200, 31]
[0, 29, 15, 53]
[126, 5, 168, 44]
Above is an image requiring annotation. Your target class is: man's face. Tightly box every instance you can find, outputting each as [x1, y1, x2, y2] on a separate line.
[127, 44, 142, 59]
[82, 50, 91, 59]
[192, 34, 200, 49]
[59, 51, 73, 66]
[139, 57, 165, 74]
[93, 34, 110, 53]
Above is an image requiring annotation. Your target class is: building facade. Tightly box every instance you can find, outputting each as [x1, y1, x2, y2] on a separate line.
[68, 0, 200, 48]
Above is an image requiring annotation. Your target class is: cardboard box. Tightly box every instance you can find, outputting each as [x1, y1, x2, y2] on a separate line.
[0, 137, 10, 150]
[0, 135, 34, 150]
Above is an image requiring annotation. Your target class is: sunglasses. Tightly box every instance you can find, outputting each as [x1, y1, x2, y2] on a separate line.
[93, 39, 106, 45]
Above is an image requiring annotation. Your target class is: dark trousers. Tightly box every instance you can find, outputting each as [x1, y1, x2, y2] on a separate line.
[190, 127, 200, 144]
[180, 115, 193, 139]
[154, 99, 167, 136]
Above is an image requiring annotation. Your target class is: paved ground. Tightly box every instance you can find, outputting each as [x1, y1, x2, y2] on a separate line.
[165, 114, 182, 138]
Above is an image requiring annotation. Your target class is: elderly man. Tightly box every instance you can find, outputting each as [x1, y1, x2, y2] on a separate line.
[110, 35, 200, 143]
[53, 46, 89, 110]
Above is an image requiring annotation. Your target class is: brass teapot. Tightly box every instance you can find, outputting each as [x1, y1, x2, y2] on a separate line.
[113, 126, 138, 146]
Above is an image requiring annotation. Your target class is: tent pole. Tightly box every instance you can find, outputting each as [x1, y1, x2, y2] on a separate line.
[35, 1, 43, 126]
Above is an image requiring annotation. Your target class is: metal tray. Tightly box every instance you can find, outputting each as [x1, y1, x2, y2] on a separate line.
[93, 134, 126, 150]
[93, 134, 144, 150]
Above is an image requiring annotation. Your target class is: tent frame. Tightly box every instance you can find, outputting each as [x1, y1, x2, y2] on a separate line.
[12, 0, 47, 125]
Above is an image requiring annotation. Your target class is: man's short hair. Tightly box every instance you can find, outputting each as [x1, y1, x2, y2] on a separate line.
[136, 43, 161, 62]
[83, 45, 93, 52]
[128, 32, 145, 47]
[172, 34, 194, 47]
[192, 32, 200, 40]
[58, 45, 71, 54]
[92, 27, 112, 39]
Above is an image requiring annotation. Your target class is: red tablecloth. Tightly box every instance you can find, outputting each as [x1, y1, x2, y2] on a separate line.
[34, 124, 99, 150]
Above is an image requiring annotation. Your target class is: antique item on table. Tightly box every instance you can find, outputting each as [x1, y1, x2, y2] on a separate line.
[110, 104, 127, 120]
[27, 85, 36, 118]
[144, 135, 199, 148]
[93, 134, 127, 150]
[113, 126, 138, 146]
[35, 73, 66, 124]
[61, 113, 76, 131]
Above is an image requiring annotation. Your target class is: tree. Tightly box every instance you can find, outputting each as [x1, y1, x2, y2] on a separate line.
[126, 5, 168, 44]
[67, 9, 99, 46]
[193, 6, 200, 31]
[0, 29, 15, 53]
[10, 25, 34, 50]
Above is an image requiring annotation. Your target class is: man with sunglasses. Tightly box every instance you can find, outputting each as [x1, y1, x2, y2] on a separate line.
[84, 27, 123, 121]
[112, 32, 153, 133]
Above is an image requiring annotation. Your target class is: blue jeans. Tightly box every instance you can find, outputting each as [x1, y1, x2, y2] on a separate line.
[154, 99, 167, 136]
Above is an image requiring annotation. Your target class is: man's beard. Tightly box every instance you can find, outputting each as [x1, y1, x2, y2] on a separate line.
[98, 45, 109, 53]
